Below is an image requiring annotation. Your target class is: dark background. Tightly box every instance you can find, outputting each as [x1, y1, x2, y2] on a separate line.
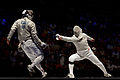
[0, 0, 120, 78]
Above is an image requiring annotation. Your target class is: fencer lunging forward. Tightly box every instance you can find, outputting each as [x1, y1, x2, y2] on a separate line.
[7, 10, 47, 78]
[56, 25, 112, 78]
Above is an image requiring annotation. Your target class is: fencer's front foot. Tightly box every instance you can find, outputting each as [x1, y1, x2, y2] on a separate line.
[65, 73, 75, 79]
[104, 73, 112, 77]
[41, 72, 47, 79]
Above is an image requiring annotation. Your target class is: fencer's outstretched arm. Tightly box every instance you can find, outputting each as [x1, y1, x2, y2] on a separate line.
[56, 34, 80, 42]
[84, 33, 96, 50]
[85, 33, 95, 42]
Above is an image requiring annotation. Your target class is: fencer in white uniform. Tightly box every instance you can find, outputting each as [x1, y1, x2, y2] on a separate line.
[7, 10, 47, 78]
[56, 25, 112, 78]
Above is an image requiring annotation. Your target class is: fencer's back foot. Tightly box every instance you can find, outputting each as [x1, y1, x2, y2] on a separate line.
[41, 72, 47, 79]
[104, 73, 112, 78]
[64, 74, 75, 79]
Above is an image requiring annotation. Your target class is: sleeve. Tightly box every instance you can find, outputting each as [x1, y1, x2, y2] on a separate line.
[84, 33, 94, 42]
[7, 21, 18, 41]
[30, 22, 43, 45]
[60, 35, 80, 42]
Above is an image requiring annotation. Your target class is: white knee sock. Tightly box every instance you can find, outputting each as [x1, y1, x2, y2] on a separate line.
[69, 64, 74, 75]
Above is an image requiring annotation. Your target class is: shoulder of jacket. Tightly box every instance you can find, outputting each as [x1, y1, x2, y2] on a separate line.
[28, 21, 35, 25]
[15, 19, 22, 22]
[25, 18, 35, 25]
[16, 18, 26, 23]
[82, 33, 87, 36]
[72, 35, 78, 39]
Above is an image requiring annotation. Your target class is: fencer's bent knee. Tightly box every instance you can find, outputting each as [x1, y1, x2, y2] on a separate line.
[69, 56, 75, 62]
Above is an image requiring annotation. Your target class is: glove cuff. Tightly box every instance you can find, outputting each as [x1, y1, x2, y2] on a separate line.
[58, 36, 62, 40]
